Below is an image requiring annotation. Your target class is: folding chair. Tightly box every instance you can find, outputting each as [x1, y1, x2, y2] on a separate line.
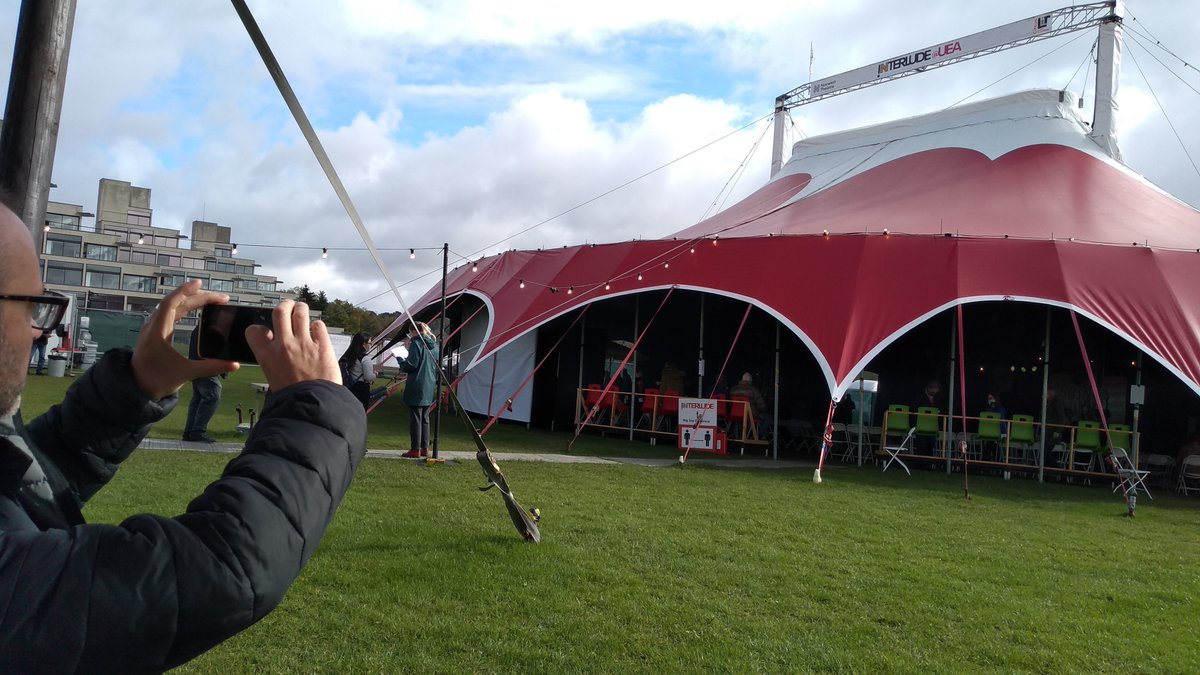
[1178, 454, 1200, 496]
[973, 412, 1003, 461]
[656, 390, 681, 432]
[915, 406, 941, 456]
[830, 422, 853, 462]
[1143, 454, 1175, 489]
[635, 388, 660, 429]
[1108, 447, 1153, 500]
[883, 404, 911, 445]
[1008, 414, 1037, 464]
[878, 427, 915, 475]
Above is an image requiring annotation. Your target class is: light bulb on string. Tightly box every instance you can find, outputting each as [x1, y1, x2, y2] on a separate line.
[409, 248, 415, 259]
[232, 243, 238, 256]
[322, 248, 328, 259]
[519, 280, 525, 289]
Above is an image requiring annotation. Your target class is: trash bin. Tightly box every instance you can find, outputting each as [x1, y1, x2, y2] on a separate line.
[47, 354, 68, 378]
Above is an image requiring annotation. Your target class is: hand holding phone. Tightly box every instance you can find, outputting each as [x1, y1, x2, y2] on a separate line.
[243, 299, 340, 390]
[197, 304, 274, 363]
[130, 281, 238, 400]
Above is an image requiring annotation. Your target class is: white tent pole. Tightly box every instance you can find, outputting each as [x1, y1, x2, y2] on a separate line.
[577, 314, 586, 417]
[857, 376, 864, 467]
[946, 314, 958, 475]
[1038, 308, 1052, 483]
[773, 322, 780, 461]
[770, 97, 786, 178]
[1090, 0, 1124, 159]
[629, 297, 639, 441]
[698, 294, 705, 397]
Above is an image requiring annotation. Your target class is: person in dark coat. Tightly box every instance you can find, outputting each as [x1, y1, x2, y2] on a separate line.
[183, 325, 223, 442]
[29, 328, 50, 375]
[399, 321, 440, 458]
[339, 331, 377, 409]
[0, 201, 366, 672]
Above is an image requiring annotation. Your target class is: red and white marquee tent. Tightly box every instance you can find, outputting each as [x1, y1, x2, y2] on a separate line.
[399, 90, 1200, 420]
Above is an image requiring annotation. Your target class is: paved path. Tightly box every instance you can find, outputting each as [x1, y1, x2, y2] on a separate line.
[141, 438, 816, 469]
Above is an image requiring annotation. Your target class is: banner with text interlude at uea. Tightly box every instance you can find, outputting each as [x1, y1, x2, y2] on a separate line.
[808, 12, 1054, 98]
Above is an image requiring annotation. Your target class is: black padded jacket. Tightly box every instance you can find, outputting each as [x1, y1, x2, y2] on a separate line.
[0, 348, 367, 673]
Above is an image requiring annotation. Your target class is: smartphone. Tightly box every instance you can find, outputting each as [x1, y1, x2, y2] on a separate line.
[197, 304, 274, 363]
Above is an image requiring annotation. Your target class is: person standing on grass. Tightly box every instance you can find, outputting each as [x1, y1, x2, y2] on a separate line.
[29, 328, 50, 375]
[0, 198, 366, 672]
[399, 321, 439, 458]
[339, 331, 378, 409]
[182, 324, 223, 443]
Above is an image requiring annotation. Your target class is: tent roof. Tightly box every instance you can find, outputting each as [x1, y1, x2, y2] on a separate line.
[404, 90, 1200, 398]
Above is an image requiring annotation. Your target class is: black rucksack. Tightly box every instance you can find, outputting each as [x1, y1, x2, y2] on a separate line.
[338, 356, 357, 386]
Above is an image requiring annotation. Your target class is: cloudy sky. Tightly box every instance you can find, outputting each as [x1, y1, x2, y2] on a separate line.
[2, 1, 1197, 312]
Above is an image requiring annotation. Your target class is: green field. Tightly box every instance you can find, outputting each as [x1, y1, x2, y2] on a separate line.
[20, 362, 1200, 672]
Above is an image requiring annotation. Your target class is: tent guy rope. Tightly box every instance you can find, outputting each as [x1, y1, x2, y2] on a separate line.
[231, 0, 539, 542]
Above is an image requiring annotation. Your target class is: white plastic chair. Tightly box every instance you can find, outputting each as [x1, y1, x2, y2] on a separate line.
[878, 427, 915, 475]
[1178, 455, 1200, 496]
[1109, 447, 1152, 500]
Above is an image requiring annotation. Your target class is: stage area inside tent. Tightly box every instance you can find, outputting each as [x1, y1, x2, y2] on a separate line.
[427, 290, 1200, 481]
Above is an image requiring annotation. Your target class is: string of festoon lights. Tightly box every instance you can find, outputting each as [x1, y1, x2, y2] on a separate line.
[228, 243, 449, 261]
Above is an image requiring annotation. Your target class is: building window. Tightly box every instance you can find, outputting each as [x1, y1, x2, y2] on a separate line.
[84, 264, 121, 290]
[236, 278, 259, 290]
[122, 274, 157, 293]
[127, 298, 159, 314]
[44, 233, 82, 258]
[46, 213, 82, 231]
[86, 293, 123, 311]
[160, 273, 187, 288]
[46, 261, 83, 286]
[126, 213, 151, 228]
[210, 278, 234, 292]
[152, 234, 177, 247]
[157, 253, 181, 267]
[180, 257, 207, 270]
[206, 260, 238, 273]
[215, 247, 232, 258]
[84, 243, 118, 261]
[258, 281, 278, 291]
[118, 248, 158, 265]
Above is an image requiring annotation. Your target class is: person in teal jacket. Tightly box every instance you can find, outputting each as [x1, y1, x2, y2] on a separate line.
[399, 321, 440, 457]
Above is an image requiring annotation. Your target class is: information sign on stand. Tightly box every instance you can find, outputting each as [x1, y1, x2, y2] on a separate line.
[678, 398, 718, 427]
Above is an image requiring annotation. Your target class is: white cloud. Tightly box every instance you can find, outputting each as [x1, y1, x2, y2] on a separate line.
[2, 0, 1196, 316]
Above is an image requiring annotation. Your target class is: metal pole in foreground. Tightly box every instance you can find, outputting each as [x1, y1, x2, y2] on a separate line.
[433, 242, 447, 459]
[0, 0, 77, 240]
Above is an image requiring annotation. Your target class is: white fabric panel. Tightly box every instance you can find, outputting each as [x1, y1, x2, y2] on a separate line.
[779, 89, 1129, 201]
[458, 319, 535, 423]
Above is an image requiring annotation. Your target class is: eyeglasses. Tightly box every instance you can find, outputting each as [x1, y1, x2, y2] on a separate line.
[0, 291, 69, 331]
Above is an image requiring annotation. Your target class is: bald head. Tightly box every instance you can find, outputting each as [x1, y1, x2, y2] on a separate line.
[0, 202, 41, 416]
[0, 202, 37, 284]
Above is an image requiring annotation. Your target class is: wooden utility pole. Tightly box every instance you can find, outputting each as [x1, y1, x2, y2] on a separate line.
[0, 0, 78, 238]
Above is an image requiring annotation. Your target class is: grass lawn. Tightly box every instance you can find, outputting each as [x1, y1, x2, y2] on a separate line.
[20, 363, 1200, 671]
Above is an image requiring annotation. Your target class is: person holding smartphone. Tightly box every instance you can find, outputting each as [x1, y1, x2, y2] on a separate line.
[0, 199, 366, 671]
[399, 321, 440, 458]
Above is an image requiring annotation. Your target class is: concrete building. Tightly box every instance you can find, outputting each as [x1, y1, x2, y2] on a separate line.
[40, 178, 286, 314]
